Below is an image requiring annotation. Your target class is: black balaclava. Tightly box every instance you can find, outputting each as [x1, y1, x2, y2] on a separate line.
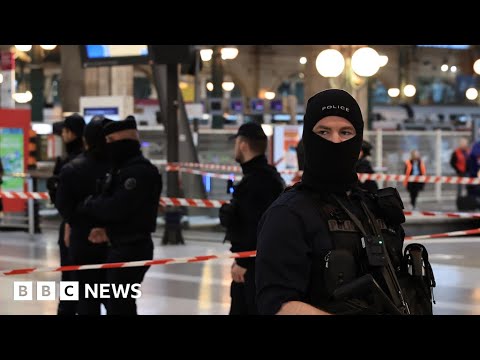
[301, 89, 363, 193]
[103, 116, 142, 168]
[106, 139, 141, 168]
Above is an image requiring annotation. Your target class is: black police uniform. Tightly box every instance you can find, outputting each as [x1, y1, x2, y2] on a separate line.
[48, 120, 85, 315]
[80, 119, 162, 315]
[83, 155, 161, 315]
[256, 89, 427, 315]
[220, 151, 285, 315]
[55, 119, 111, 315]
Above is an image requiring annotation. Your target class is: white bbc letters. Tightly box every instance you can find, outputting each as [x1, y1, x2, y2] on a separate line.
[59, 281, 79, 301]
[14, 281, 141, 300]
[37, 281, 56, 301]
[13, 281, 33, 300]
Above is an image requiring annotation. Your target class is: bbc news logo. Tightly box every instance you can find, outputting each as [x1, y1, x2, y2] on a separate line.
[13, 281, 142, 301]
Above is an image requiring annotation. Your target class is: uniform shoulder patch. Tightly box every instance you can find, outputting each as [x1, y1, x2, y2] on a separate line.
[124, 177, 137, 190]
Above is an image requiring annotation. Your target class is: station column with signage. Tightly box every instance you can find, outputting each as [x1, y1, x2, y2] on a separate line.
[0, 109, 31, 212]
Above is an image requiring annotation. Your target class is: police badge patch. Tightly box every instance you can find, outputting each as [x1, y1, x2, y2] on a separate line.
[124, 178, 137, 190]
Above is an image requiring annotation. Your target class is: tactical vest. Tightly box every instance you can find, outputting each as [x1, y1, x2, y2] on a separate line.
[294, 185, 434, 315]
[304, 191, 403, 314]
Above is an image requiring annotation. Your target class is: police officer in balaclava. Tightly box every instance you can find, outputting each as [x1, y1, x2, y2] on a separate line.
[255, 89, 411, 315]
[300, 89, 364, 192]
[55, 117, 112, 315]
[78, 116, 162, 315]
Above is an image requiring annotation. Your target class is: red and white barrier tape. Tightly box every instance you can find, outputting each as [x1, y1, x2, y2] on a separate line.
[159, 197, 227, 208]
[2, 226, 480, 277]
[12, 158, 480, 185]
[0, 250, 257, 277]
[168, 162, 241, 173]
[0, 191, 50, 200]
[358, 173, 480, 185]
[5, 190, 480, 215]
[166, 166, 242, 181]
[0, 191, 229, 208]
[166, 164, 480, 185]
[405, 227, 480, 241]
[403, 210, 480, 219]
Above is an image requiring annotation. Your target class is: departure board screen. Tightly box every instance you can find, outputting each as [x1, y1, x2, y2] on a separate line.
[80, 45, 150, 67]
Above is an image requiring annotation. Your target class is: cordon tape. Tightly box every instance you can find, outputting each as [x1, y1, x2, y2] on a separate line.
[1, 228, 480, 277]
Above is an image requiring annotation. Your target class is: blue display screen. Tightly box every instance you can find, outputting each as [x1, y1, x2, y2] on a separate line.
[251, 99, 264, 111]
[417, 45, 470, 50]
[83, 107, 120, 123]
[85, 45, 149, 59]
[270, 100, 283, 111]
[231, 100, 243, 112]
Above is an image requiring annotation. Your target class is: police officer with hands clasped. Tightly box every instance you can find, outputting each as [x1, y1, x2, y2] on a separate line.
[78, 116, 162, 315]
[55, 116, 112, 315]
[256, 89, 435, 315]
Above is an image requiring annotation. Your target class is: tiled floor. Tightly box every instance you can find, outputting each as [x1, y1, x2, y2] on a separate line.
[0, 227, 479, 315]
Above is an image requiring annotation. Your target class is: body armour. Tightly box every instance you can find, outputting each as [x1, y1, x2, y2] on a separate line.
[283, 184, 406, 314]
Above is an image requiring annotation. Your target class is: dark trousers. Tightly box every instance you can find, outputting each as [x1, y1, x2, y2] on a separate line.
[70, 244, 108, 315]
[105, 240, 154, 315]
[456, 172, 467, 197]
[407, 183, 424, 208]
[76, 269, 107, 315]
[229, 266, 257, 315]
[57, 222, 78, 315]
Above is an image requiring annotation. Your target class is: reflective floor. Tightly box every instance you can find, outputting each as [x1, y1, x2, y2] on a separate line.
[0, 228, 479, 315]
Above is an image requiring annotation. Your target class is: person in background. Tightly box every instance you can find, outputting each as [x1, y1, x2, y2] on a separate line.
[404, 150, 426, 210]
[451, 137, 470, 176]
[466, 139, 480, 199]
[356, 140, 378, 193]
[450, 137, 470, 197]
[48, 113, 85, 315]
[291, 138, 304, 185]
[219, 122, 285, 315]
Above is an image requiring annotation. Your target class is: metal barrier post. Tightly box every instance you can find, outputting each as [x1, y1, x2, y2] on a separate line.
[27, 176, 34, 237]
[435, 129, 442, 202]
[376, 128, 384, 188]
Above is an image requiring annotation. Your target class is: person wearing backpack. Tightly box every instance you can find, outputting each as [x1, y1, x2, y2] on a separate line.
[255, 89, 435, 315]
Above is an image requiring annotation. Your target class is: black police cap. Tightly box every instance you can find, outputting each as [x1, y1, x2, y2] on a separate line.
[52, 113, 86, 137]
[229, 122, 267, 141]
[103, 116, 137, 136]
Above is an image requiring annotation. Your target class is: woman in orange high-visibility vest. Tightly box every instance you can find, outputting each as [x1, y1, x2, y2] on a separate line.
[404, 149, 427, 210]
